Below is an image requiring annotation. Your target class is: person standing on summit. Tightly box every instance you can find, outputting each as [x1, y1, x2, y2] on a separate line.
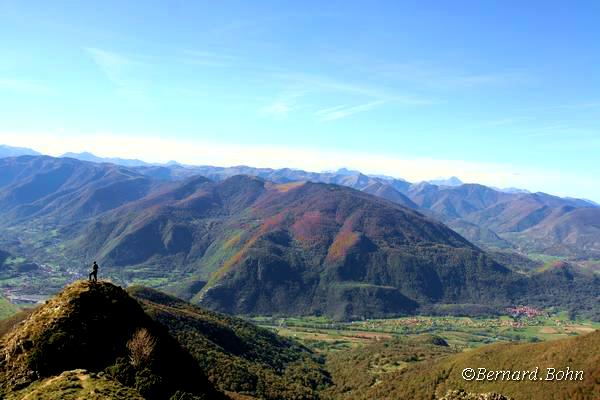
[88, 261, 99, 283]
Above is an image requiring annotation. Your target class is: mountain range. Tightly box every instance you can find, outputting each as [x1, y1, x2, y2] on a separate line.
[0, 145, 40, 159]
[0, 154, 598, 320]
[132, 162, 599, 258]
[2, 144, 598, 260]
[86, 150, 596, 258]
[4, 151, 598, 259]
[0, 156, 157, 225]
[427, 176, 463, 187]
[61, 152, 151, 167]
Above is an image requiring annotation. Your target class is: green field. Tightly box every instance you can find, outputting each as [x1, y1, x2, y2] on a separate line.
[250, 312, 600, 353]
[0, 296, 18, 319]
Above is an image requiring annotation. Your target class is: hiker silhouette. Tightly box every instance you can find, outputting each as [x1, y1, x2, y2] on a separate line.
[88, 261, 99, 283]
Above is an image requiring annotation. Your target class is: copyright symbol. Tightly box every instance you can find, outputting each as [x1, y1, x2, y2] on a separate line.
[462, 368, 475, 381]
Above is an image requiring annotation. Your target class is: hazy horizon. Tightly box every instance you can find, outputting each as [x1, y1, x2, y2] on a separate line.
[1, 1, 599, 201]
[1, 140, 599, 204]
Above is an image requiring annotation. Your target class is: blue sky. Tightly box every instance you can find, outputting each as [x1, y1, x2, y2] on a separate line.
[1, 1, 599, 200]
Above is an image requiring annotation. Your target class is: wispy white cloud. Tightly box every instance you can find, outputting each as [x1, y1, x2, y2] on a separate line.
[278, 72, 433, 104]
[313, 104, 348, 116]
[86, 47, 136, 84]
[260, 72, 431, 121]
[315, 101, 386, 121]
[260, 101, 294, 117]
[256, 58, 526, 122]
[85, 47, 147, 100]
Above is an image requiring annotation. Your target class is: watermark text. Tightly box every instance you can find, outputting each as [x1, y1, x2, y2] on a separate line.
[461, 367, 583, 381]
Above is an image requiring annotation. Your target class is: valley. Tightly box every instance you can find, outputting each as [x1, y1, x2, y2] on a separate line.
[0, 151, 598, 399]
[3, 2, 599, 398]
[252, 313, 600, 352]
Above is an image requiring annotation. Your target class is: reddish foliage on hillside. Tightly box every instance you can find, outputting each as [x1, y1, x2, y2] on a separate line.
[291, 211, 327, 244]
[326, 230, 360, 262]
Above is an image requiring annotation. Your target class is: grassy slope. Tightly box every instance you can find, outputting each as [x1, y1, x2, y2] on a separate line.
[0, 308, 35, 337]
[0, 250, 20, 320]
[0, 280, 225, 400]
[8, 369, 144, 400]
[324, 335, 456, 399]
[128, 286, 331, 400]
[0, 280, 335, 400]
[0, 296, 18, 320]
[352, 329, 600, 400]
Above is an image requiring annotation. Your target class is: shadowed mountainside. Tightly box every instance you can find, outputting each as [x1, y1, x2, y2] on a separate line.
[129, 286, 331, 399]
